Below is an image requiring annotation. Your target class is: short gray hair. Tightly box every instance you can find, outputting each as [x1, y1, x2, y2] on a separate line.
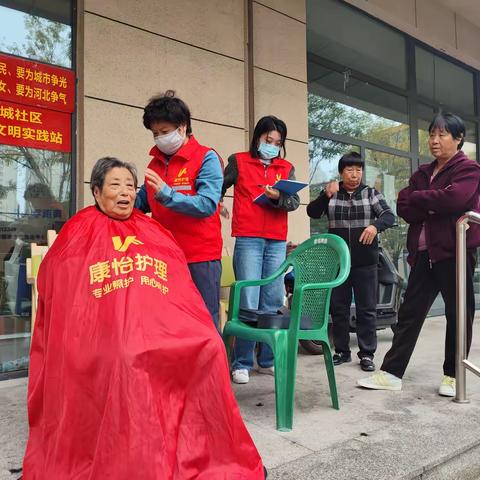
[90, 157, 138, 195]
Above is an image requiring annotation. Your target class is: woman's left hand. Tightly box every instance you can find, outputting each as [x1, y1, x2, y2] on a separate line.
[145, 168, 166, 194]
[264, 185, 280, 200]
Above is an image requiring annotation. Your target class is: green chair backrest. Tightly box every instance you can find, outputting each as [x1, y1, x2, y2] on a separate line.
[288, 234, 350, 329]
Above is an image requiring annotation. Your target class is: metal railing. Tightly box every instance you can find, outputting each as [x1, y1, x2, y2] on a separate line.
[455, 211, 480, 403]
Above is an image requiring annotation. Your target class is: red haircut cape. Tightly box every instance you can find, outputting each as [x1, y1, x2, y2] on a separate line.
[23, 206, 263, 479]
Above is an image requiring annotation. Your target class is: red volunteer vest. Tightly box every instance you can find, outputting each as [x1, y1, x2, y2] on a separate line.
[146, 136, 223, 263]
[232, 152, 293, 241]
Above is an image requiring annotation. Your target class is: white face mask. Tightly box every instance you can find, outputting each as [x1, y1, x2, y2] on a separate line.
[154, 128, 185, 155]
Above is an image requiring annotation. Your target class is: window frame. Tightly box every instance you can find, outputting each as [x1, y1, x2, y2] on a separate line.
[308, 1, 480, 169]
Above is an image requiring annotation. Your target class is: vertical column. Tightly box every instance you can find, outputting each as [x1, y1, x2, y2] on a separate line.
[251, 0, 309, 243]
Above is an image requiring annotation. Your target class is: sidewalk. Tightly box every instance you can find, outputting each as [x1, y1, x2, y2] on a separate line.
[1, 315, 480, 479]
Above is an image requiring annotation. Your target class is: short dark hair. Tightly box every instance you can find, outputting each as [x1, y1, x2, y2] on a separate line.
[249, 116, 287, 158]
[143, 90, 192, 134]
[90, 157, 138, 195]
[338, 151, 364, 173]
[428, 112, 465, 150]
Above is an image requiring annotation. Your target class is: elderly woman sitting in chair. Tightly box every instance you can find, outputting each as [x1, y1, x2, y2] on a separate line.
[22, 157, 266, 479]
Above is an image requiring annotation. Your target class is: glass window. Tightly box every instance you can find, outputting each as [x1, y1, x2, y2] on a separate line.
[464, 122, 479, 160]
[365, 149, 410, 275]
[0, 1, 74, 375]
[307, 0, 407, 88]
[416, 47, 475, 116]
[0, 3, 72, 68]
[417, 104, 436, 158]
[308, 64, 410, 151]
[309, 137, 359, 235]
[0, 146, 70, 374]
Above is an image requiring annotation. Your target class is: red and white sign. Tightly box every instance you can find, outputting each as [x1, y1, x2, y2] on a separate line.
[0, 99, 71, 152]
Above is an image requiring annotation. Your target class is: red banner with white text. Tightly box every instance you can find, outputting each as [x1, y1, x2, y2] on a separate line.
[0, 53, 75, 113]
[0, 99, 71, 152]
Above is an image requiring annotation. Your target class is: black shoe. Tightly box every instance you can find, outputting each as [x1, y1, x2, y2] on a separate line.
[264, 466, 268, 478]
[359, 357, 375, 372]
[333, 352, 352, 365]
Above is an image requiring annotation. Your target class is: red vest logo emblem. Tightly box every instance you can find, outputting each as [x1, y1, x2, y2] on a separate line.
[177, 167, 187, 178]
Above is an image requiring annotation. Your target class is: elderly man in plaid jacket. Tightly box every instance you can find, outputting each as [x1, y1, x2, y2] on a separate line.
[307, 152, 395, 372]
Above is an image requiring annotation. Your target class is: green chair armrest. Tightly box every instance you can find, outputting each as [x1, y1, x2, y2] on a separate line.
[300, 280, 343, 291]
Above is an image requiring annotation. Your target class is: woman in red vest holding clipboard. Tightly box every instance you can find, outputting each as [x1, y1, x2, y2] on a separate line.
[222, 116, 300, 384]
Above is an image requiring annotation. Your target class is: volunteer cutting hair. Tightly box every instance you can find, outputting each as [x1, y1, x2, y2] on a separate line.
[136, 90, 223, 329]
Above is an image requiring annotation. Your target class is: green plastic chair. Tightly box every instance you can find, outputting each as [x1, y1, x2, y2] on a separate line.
[219, 256, 236, 332]
[223, 234, 351, 431]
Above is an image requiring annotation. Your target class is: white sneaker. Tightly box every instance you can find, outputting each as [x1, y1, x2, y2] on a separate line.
[232, 369, 249, 384]
[439, 375, 456, 397]
[257, 366, 274, 376]
[357, 370, 402, 391]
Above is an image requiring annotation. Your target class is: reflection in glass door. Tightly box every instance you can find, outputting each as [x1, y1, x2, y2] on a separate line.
[0, 2, 73, 376]
[364, 149, 410, 280]
[0, 147, 71, 374]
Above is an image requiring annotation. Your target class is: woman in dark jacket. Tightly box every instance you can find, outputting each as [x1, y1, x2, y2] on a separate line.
[307, 152, 395, 372]
[358, 113, 480, 397]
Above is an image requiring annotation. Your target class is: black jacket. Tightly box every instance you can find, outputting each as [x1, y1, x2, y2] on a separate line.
[307, 183, 395, 267]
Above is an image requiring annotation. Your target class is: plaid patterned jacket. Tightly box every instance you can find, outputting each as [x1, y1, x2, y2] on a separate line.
[307, 183, 395, 267]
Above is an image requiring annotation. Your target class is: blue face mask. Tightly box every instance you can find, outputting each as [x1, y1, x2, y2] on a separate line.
[258, 142, 280, 160]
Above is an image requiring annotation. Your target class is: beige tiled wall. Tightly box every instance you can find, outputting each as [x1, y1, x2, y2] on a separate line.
[80, 0, 311, 247]
[256, 0, 306, 22]
[253, 2, 307, 81]
[252, 0, 310, 246]
[84, 14, 245, 127]
[84, 0, 244, 60]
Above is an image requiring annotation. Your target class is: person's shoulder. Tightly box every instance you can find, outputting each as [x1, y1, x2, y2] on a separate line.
[148, 144, 159, 157]
[363, 185, 380, 195]
[202, 149, 219, 161]
[200, 149, 225, 174]
[65, 205, 99, 226]
[42, 206, 100, 258]
[280, 157, 293, 166]
[232, 151, 250, 159]
[452, 152, 480, 174]
[353, 184, 370, 195]
[227, 153, 239, 163]
[460, 155, 480, 169]
[132, 208, 181, 245]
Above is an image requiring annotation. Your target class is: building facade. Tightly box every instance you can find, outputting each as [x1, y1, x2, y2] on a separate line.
[1, 0, 480, 377]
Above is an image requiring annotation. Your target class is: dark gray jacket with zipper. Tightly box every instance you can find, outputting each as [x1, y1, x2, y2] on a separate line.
[307, 183, 395, 268]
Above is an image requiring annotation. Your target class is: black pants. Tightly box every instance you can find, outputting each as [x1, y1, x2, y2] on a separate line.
[331, 264, 378, 358]
[382, 250, 476, 378]
[188, 260, 221, 330]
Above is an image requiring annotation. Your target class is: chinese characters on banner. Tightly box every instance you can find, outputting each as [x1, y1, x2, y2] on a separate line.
[0, 52, 75, 153]
[0, 99, 71, 152]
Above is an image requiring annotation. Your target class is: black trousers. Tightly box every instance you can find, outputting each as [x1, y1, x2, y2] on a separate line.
[188, 260, 221, 330]
[382, 250, 476, 378]
[331, 264, 378, 358]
